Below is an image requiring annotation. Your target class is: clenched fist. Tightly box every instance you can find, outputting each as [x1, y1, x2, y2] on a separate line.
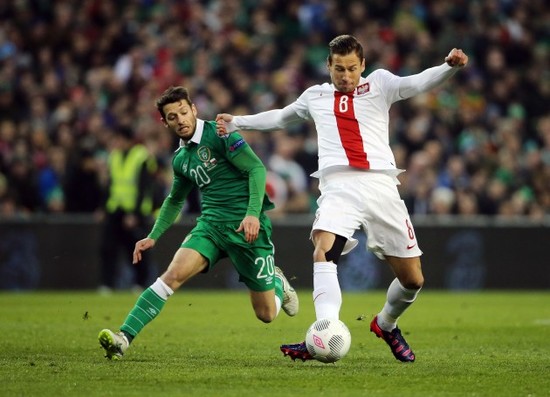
[445, 48, 468, 67]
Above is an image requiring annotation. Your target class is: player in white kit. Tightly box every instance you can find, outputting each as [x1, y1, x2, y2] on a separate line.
[217, 35, 468, 362]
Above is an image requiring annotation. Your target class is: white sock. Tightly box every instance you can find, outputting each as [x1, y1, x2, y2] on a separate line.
[274, 295, 282, 316]
[377, 278, 421, 332]
[150, 277, 174, 300]
[312, 262, 341, 320]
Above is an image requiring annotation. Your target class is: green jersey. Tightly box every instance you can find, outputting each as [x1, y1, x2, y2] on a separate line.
[149, 119, 274, 240]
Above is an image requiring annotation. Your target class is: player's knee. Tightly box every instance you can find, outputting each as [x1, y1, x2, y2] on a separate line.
[413, 274, 425, 290]
[255, 307, 276, 323]
[314, 234, 347, 264]
[159, 271, 181, 290]
[400, 274, 424, 290]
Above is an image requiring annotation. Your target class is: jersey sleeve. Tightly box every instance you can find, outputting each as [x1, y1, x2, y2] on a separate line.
[373, 63, 458, 105]
[290, 88, 312, 119]
[223, 133, 267, 218]
[233, 101, 307, 131]
[397, 63, 458, 99]
[148, 169, 193, 241]
[371, 69, 402, 105]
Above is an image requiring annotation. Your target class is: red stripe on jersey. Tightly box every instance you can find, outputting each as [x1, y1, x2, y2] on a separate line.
[333, 91, 370, 169]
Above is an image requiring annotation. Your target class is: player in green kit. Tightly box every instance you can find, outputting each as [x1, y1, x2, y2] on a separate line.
[98, 86, 299, 360]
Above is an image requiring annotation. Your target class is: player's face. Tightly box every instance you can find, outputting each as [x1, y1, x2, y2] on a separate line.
[328, 52, 365, 93]
[161, 100, 198, 141]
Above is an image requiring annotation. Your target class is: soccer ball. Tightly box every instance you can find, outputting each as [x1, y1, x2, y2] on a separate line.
[305, 318, 351, 363]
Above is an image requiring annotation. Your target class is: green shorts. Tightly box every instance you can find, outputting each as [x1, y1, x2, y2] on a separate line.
[181, 214, 276, 292]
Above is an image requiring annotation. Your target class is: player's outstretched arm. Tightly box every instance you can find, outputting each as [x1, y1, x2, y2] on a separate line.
[216, 105, 303, 136]
[397, 48, 469, 99]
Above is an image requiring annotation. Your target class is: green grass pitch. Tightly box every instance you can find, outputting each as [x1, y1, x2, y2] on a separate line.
[0, 290, 548, 397]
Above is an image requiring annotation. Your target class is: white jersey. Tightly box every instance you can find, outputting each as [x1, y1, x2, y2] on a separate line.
[293, 71, 400, 173]
[232, 62, 458, 177]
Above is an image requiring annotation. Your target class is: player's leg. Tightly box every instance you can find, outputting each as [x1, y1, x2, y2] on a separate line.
[370, 256, 423, 362]
[281, 176, 361, 361]
[362, 173, 423, 362]
[311, 230, 347, 320]
[124, 247, 207, 336]
[375, 255, 423, 331]
[99, 247, 208, 360]
[249, 289, 279, 323]
[382, 256, 424, 327]
[280, 230, 347, 361]
[308, 175, 363, 321]
[226, 217, 297, 322]
[246, 265, 298, 322]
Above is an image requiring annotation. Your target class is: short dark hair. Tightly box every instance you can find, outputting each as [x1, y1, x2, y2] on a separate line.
[155, 86, 193, 119]
[327, 35, 364, 64]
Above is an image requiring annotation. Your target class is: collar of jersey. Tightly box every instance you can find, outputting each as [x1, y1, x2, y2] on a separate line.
[179, 119, 205, 147]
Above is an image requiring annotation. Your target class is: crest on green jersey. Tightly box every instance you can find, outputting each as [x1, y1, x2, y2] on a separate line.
[197, 146, 211, 162]
[197, 146, 218, 170]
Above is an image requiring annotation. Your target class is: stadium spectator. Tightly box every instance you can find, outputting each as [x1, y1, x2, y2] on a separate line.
[98, 125, 157, 293]
[64, 147, 103, 213]
[267, 131, 311, 216]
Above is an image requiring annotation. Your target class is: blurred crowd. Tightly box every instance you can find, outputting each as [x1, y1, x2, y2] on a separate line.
[0, 0, 549, 220]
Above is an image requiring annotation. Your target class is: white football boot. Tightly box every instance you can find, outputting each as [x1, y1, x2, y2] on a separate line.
[275, 266, 299, 316]
[98, 329, 129, 360]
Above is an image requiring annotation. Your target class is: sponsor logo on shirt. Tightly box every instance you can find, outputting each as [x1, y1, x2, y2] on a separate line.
[205, 158, 217, 170]
[229, 138, 245, 152]
[356, 82, 370, 95]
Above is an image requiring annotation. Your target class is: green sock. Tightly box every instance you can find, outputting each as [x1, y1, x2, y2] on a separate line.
[274, 274, 284, 303]
[120, 287, 167, 339]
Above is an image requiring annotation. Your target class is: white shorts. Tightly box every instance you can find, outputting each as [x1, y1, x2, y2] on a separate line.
[312, 170, 423, 260]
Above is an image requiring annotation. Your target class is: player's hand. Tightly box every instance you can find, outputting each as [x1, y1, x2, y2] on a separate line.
[133, 237, 155, 264]
[445, 48, 468, 67]
[215, 113, 236, 137]
[236, 215, 260, 243]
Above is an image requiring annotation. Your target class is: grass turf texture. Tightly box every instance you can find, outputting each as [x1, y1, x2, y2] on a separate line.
[0, 290, 548, 397]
